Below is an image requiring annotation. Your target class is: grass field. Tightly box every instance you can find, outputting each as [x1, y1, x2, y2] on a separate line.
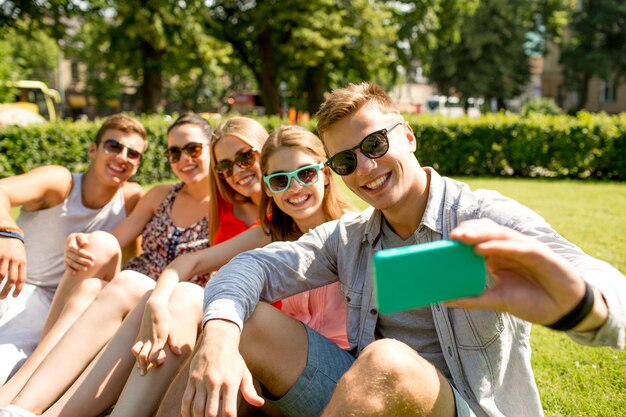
[336, 176, 625, 417]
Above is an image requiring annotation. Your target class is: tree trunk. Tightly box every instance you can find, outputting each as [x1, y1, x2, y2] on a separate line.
[577, 73, 590, 111]
[257, 27, 280, 115]
[141, 40, 163, 114]
[496, 97, 507, 111]
[304, 66, 327, 115]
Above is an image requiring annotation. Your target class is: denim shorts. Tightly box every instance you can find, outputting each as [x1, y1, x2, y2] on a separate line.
[270, 325, 476, 417]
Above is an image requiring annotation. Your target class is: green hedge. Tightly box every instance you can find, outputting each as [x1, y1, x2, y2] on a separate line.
[409, 112, 625, 180]
[0, 112, 623, 183]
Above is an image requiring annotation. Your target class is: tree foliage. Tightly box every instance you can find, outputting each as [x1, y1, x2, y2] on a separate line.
[66, 0, 233, 113]
[206, 0, 398, 115]
[560, 0, 626, 110]
[391, 0, 479, 78]
[0, 23, 59, 94]
[0, 1, 589, 117]
[428, 0, 573, 109]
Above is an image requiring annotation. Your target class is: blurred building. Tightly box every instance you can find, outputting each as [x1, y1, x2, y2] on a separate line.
[542, 41, 626, 113]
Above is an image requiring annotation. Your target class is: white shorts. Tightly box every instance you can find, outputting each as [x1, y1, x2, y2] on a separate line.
[0, 280, 54, 385]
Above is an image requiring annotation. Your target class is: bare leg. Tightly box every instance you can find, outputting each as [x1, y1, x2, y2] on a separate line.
[239, 302, 308, 398]
[40, 291, 154, 417]
[0, 232, 121, 407]
[155, 303, 300, 417]
[10, 271, 155, 414]
[110, 282, 204, 417]
[41, 232, 122, 337]
[320, 339, 456, 417]
[154, 354, 192, 417]
[154, 348, 280, 417]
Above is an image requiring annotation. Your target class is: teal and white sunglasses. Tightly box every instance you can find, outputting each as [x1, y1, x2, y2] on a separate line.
[263, 162, 325, 193]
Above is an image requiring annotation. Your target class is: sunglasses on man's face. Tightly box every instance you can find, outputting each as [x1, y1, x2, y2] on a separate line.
[164, 142, 207, 164]
[263, 163, 325, 193]
[215, 148, 258, 179]
[102, 139, 143, 164]
[325, 122, 403, 176]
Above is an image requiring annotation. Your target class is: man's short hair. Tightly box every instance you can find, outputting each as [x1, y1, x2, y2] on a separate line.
[95, 114, 148, 149]
[316, 83, 399, 143]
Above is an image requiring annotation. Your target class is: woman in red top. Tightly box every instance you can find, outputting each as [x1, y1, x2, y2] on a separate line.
[208, 116, 269, 244]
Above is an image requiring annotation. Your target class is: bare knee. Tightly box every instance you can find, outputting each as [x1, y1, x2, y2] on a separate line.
[336, 339, 446, 415]
[357, 339, 431, 378]
[169, 283, 203, 324]
[97, 270, 155, 311]
[76, 231, 122, 280]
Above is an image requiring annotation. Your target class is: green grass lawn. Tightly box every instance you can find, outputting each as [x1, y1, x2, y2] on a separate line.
[336, 176, 625, 417]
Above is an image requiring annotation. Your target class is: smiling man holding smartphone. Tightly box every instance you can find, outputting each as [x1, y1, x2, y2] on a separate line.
[179, 83, 625, 417]
[0, 114, 147, 385]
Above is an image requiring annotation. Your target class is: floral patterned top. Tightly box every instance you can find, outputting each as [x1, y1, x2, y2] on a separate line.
[124, 182, 211, 287]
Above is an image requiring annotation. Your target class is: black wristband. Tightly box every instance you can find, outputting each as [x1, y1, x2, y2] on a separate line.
[546, 281, 594, 331]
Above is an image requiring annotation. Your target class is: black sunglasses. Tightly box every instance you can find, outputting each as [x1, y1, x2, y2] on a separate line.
[215, 148, 258, 178]
[326, 122, 403, 176]
[164, 142, 207, 163]
[102, 139, 143, 164]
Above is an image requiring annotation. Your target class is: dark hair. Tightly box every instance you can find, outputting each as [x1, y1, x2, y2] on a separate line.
[167, 112, 212, 139]
[95, 114, 148, 149]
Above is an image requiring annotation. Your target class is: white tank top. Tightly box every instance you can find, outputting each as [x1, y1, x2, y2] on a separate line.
[17, 173, 127, 289]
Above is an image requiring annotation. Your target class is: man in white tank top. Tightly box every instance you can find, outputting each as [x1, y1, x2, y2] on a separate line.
[0, 114, 148, 384]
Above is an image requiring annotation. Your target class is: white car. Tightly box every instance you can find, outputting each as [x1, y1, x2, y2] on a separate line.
[0, 105, 46, 126]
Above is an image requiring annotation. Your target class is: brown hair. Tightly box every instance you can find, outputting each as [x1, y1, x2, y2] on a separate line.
[167, 112, 212, 139]
[259, 125, 354, 242]
[208, 116, 269, 243]
[315, 83, 399, 144]
[95, 114, 148, 150]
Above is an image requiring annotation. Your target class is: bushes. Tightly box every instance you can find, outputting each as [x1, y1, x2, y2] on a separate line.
[0, 115, 174, 183]
[408, 112, 625, 180]
[1, 112, 624, 182]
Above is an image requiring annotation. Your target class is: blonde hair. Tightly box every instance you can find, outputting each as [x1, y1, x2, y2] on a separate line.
[208, 116, 269, 243]
[259, 125, 354, 242]
[316, 83, 399, 144]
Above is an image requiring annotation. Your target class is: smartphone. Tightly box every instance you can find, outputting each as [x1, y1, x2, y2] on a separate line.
[372, 240, 486, 314]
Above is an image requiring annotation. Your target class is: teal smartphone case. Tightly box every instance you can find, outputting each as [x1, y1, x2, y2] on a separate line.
[372, 240, 486, 314]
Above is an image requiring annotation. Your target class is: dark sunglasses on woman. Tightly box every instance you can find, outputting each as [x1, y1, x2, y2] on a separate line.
[215, 148, 258, 178]
[263, 163, 324, 193]
[164, 142, 208, 164]
[325, 122, 403, 176]
[102, 139, 143, 164]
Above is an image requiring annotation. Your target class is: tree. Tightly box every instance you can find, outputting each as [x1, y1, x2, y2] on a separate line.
[0, 23, 59, 86]
[427, 0, 572, 110]
[207, 0, 399, 115]
[65, 0, 231, 114]
[391, 0, 480, 80]
[0, 0, 76, 38]
[560, 0, 626, 111]
[282, 0, 398, 114]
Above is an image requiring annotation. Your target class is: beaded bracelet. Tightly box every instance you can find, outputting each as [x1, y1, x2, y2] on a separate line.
[0, 229, 25, 244]
[546, 281, 594, 331]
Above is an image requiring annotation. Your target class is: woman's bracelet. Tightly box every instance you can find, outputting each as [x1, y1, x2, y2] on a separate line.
[0, 229, 25, 244]
[546, 281, 594, 331]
